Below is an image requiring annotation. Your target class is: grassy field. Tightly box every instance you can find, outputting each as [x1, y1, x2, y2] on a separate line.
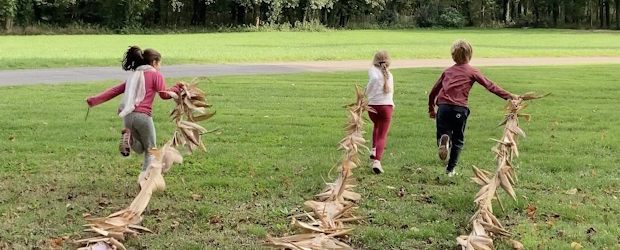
[0, 65, 618, 249]
[1, 29, 620, 69]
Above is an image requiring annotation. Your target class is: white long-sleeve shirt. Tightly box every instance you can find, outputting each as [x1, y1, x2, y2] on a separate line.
[365, 66, 394, 106]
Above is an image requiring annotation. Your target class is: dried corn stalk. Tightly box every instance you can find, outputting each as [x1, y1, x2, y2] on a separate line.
[167, 81, 216, 153]
[75, 82, 214, 249]
[75, 141, 182, 250]
[267, 86, 372, 250]
[457, 92, 548, 250]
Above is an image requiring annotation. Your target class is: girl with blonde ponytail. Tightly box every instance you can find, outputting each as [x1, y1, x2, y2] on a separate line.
[365, 50, 394, 174]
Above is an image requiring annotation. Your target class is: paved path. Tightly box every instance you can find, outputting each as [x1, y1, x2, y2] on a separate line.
[2, 57, 620, 86]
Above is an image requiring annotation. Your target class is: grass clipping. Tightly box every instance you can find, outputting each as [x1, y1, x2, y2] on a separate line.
[74, 81, 214, 250]
[267, 86, 371, 250]
[457, 92, 548, 250]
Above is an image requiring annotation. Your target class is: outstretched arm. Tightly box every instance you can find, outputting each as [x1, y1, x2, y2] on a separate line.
[473, 70, 515, 100]
[86, 82, 126, 107]
[154, 74, 182, 99]
[428, 72, 445, 118]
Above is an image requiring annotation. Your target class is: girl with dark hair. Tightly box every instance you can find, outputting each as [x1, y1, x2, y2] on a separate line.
[86, 46, 182, 184]
[365, 50, 394, 174]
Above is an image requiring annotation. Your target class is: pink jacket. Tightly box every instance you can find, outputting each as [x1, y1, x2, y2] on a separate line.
[428, 63, 511, 114]
[86, 70, 180, 116]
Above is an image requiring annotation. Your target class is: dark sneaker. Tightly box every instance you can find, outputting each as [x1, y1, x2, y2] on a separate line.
[438, 134, 450, 162]
[120, 128, 131, 157]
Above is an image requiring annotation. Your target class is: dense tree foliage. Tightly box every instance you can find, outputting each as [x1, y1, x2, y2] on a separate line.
[1, 0, 619, 31]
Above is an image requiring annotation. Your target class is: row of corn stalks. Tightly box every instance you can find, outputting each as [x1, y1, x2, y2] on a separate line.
[457, 92, 548, 250]
[74, 81, 215, 250]
[267, 86, 372, 249]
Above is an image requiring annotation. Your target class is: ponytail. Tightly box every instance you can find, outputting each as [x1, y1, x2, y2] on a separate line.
[122, 46, 144, 71]
[373, 50, 392, 94]
[380, 63, 390, 94]
[122, 46, 162, 71]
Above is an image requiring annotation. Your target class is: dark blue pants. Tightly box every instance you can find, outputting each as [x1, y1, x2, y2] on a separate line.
[436, 104, 470, 171]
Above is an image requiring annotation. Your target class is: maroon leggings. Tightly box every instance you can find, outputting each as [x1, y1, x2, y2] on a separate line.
[369, 105, 393, 161]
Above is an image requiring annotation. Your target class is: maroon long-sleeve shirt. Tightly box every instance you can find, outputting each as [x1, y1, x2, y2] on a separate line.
[428, 63, 511, 114]
[86, 70, 180, 116]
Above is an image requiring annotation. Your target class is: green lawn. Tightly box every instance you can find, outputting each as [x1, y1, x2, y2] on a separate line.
[1, 29, 620, 69]
[0, 65, 618, 249]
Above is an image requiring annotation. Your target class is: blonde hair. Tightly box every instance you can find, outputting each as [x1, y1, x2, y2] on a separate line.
[451, 39, 473, 64]
[373, 50, 391, 94]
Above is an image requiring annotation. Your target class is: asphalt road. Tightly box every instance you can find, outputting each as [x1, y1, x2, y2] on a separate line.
[2, 57, 619, 86]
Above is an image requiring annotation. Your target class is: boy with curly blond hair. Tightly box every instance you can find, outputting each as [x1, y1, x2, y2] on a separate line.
[428, 40, 518, 177]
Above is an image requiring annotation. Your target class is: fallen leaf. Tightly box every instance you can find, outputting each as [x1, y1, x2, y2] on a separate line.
[570, 242, 582, 250]
[170, 220, 180, 229]
[552, 121, 559, 128]
[586, 227, 596, 236]
[398, 187, 406, 197]
[48, 237, 64, 249]
[545, 220, 554, 226]
[526, 204, 537, 220]
[8, 136, 14, 142]
[557, 230, 565, 237]
[565, 188, 578, 195]
[209, 214, 220, 224]
[601, 132, 606, 140]
[191, 193, 202, 201]
[509, 239, 524, 250]
[97, 197, 111, 206]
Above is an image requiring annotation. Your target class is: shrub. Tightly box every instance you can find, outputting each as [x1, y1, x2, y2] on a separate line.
[438, 7, 465, 28]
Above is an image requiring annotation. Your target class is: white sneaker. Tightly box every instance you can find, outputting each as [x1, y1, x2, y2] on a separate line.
[371, 160, 384, 174]
[446, 170, 457, 177]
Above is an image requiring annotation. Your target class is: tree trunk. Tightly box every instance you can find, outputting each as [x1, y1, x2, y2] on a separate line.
[589, 0, 594, 29]
[505, 0, 512, 23]
[551, 3, 560, 28]
[605, 0, 611, 27]
[253, 3, 260, 27]
[616, 0, 619, 29]
[5, 18, 13, 31]
[600, 0, 604, 28]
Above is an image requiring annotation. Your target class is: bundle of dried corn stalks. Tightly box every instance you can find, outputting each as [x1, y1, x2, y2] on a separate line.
[75, 81, 214, 249]
[267, 86, 372, 250]
[457, 92, 548, 250]
[75, 142, 182, 250]
[167, 81, 216, 153]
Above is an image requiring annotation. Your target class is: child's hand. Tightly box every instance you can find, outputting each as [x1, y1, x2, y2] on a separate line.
[429, 111, 436, 119]
[85, 98, 92, 107]
[510, 93, 520, 100]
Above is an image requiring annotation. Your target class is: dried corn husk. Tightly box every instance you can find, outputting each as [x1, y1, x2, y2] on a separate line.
[76, 81, 214, 249]
[169, 81, 216, 153]
[267, 86, 370, 249]
[75, 142, 183, 249]
[458, 93, 547, 250]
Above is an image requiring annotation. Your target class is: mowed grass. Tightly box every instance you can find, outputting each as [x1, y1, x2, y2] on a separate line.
[0, 65, 618, 249]
[2, 29, 620, 69]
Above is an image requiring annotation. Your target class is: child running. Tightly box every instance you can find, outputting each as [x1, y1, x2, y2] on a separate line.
[86, 46, 181, 184]
[366, 51, 394, 174]
[428, 40, 518, 177]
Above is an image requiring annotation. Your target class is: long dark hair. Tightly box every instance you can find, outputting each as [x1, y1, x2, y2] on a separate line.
[122, 46, 161, 71]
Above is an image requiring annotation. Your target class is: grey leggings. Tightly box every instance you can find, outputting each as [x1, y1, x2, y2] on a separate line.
[123, 112, 156, 171]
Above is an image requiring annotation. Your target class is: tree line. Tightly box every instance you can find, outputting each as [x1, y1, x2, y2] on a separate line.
[0, 0, 619, 32]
